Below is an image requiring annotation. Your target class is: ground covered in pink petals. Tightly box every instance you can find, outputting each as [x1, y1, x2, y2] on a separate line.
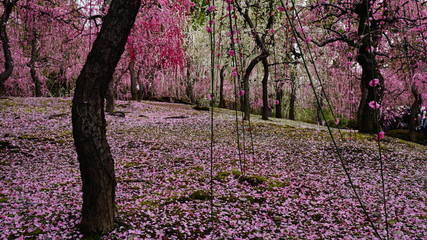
[0, 97, 426, 239]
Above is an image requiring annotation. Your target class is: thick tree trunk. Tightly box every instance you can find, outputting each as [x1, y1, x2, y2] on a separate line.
[30, 33, 42, 97]
[355, 0, 384, 133]
[409, 85, 422, 141]
[129, 60, 140, 101]
[185, 60, 195, 103]
[105, 80, 115, 112]
[261, 59, 269, 120]
[0, 0, 17, 96]
[218, 65, 226, 108]
[356, 53, 384, 133]
[72, 0, 140, 235]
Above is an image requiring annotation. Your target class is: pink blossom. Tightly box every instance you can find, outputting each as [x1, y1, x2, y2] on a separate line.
[375, 131, 385, 140]
[305, 36, 312, 43]
[277, 6, 285, 12]
[207, 93, 213, 100]
[232, 71, 238, 77]
[369, 78, 380, 87]
[368, 101, 380, 109]
[228, 50, 235, 56]
[238, 90, 245, 96]
[225, 0, 233, 3]
[206, 26, 213, 33]
[208, 5, 216, 13]
[274, 100, 280, 105]
[226, 4, 233, 11]
[346, 62, 352, 66]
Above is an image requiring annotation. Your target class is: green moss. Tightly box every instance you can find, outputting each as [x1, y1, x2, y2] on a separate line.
[213, 171, 230, 182]
[189, 190, 212, 200]
[0, 197, 8, 203]
[238, 175, 266, 186]
[231, 169, 242, 178]
[193, 166, 204, 171]
[267, 179, 290, 189]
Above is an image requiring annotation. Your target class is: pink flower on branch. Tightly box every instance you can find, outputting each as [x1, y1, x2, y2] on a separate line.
[208, 5, 216, 13]
[375, 131, 385, 140]
[228, 50, 235, 56]
[206, 26, 213, 33]
[369, 78, 380, 87]
[368, 101, 380, 109]
[277, 6, 285, 12]
[238, 90, 245, 96]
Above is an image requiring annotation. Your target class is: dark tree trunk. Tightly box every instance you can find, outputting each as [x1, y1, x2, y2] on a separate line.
[275, 83, 283, 118]
[261, 59, 269, 120]
[185, 60, 195, 103]
[242, 53, 268, 120]
[30, 32, 42, 97]
[218, 65, 226, 108]
[72, 0, 140, 235]
[355, 0, 384, 133]
[129, 59, 140, 101]
[289, 69, 297, 120]
[105, 80, 115, 112]
[409, 85, 422, 141]
[316, 97, 323, 125]
[0, 0, 17, 96]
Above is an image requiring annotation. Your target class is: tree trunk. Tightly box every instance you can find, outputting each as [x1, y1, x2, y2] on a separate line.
[261, 59, 269, 120]
[242, 53, 268, 120]
[356, 53, 384, 133]
[218, 65, 226, 108]
[0, 0, 17, 96]
[289, 68, 297, 120]
[105, 79, 115, 112]
[30, 32, 42, 97]
[355, 0, 384, 133]
[316, 97, 323, 125]
[409, 85, 422, 141]
[72, 0, 140, 235]
[129, 59, 139, 101]
[275, 83, 283, 118]
[185, 60, 195, 103]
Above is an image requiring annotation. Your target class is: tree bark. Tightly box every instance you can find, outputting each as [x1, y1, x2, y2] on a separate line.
[0, 0, 17, 96]
[409, 85, 422, 141]
[129, 59, 140, 101]
[242, 53, 268, 120]
[72, 0, 140, 235]
[355, 0, 384, 133]
[289, 68, 297, 120]
[261, 59, 270, 120]
[275, 83, 283, 118]
[30, 32, 42, 97]
[105, 79, 115, 112]
[218, 65, 226, 108]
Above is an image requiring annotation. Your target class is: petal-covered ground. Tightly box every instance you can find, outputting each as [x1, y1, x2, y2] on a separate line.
[0, 97, 426, 239]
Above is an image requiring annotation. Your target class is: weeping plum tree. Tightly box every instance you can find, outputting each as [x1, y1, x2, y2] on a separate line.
[305, 0, 427, 133]
[234, 0, 275, 120]
[0, 0, 18, 96]
[72, 0, 141, 235]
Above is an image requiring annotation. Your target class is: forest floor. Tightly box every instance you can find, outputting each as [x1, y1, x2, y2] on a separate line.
[0, 97, 426, 240]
